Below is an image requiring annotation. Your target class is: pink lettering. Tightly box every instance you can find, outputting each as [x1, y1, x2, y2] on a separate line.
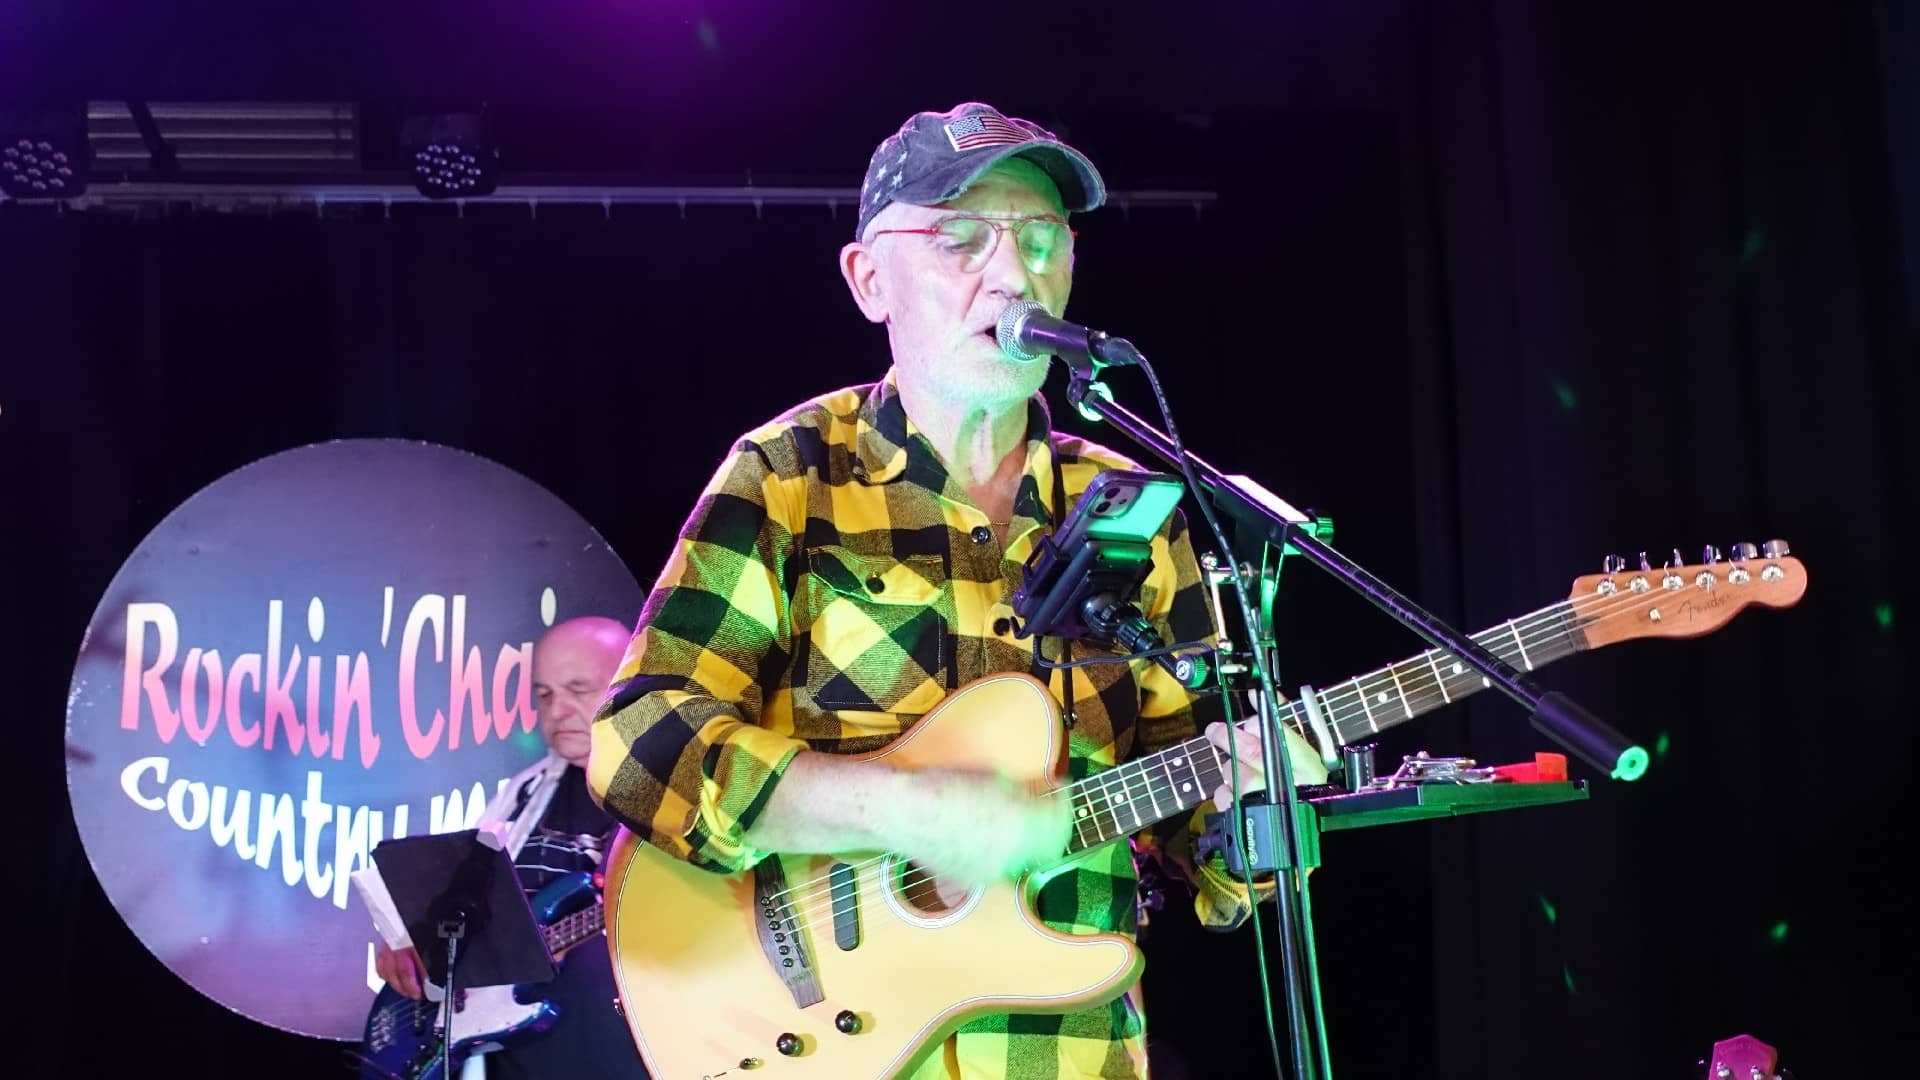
[305, 655, 327, 758]
[447, 595, 490, 748]
[262, 600, 306, 754]
[399, 595, 445, 759]
[225, 654, 262, 748]
[334, 653, 379, 767]
[179, 648, 223, 744]
[121, 602, 181, 742]
[491, 642, 534, 737]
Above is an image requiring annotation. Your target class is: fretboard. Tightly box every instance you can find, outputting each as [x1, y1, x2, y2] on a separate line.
[1062, 598, 1587, 853]
[542, 899, 605, 957]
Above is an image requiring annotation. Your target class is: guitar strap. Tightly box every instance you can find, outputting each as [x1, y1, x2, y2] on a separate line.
[482, 751, 571, 860]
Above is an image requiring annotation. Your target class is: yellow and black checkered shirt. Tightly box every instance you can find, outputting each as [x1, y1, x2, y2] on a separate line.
[590, 371, 1262, 1078]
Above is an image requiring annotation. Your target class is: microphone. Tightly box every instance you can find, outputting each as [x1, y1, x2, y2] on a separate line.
[996, 299, 1144, 367]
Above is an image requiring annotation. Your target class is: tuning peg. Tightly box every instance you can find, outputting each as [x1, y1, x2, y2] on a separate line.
[1730, 542, 1759, 562]
[1762, 539, 1791, 558]
[1603, 554, 1626, 574]
[1638, 551, 1653, 572]
[1669, 548, 1685, 569]
[1701, 545, 1723, 564]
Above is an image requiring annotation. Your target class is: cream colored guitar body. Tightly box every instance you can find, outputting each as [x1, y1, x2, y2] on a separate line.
[601, 674, 1141, 1080]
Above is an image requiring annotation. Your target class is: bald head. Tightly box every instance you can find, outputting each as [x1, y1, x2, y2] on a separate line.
[532, 616, 631, 766]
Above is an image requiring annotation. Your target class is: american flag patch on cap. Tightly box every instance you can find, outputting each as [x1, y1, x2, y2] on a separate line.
[945, 113, 1031, 152]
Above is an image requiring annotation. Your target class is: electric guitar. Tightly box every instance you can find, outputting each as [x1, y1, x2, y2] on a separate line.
[603, 546, 1807, 1079]
[357, 871, 605, 1080]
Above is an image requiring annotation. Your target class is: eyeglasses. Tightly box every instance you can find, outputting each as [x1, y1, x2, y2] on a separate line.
[869, 214, 1077, 275]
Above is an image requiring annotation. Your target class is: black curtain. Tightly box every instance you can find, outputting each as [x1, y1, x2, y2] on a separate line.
[6, 3, 1912, 1077]
[1401, 4, 1914, 1076]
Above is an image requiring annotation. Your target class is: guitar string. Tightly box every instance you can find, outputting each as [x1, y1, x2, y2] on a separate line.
[755, 572, 1775, 923]
[772, 579, 1720, 928]
[761, 578, 1718, 922]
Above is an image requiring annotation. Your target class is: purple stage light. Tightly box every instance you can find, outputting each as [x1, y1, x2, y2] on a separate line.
[0, 108, 89, 200]
[398, 111, 498, 199]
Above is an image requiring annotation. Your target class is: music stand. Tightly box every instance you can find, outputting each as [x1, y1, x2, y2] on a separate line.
[372, 828, 556, 1076]
[373, 828, 555, 991]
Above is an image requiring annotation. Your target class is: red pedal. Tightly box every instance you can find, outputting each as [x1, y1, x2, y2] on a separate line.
[1490, 752, 1568, 783]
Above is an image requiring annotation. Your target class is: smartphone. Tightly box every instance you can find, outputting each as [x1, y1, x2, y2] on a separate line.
[1054, 470, 1188, 547]
[1012, 470, 1187, 640]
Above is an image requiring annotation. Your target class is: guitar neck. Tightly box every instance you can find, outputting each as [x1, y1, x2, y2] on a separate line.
[1063, 598, 1588, 854]
[542, 897, 606, 957]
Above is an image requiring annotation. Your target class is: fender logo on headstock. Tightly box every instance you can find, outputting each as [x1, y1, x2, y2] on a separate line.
[1675, 590, 1730, 623]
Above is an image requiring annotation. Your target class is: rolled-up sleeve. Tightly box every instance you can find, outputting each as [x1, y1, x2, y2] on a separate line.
[587, 438, 808, 874]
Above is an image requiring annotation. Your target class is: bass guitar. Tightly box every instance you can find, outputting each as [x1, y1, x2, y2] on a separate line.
[357, 870, 606, 1080]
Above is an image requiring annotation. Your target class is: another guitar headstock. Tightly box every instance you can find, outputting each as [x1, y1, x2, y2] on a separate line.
[1700, 1032, 1783, 1080]
[1569, 540, 1807, 648]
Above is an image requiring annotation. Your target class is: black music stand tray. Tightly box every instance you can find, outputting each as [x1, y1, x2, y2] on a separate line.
[371, 829, 555, 992]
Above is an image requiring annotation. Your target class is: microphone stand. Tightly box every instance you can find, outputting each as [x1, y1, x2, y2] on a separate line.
[1057, 352, 1646, 1080]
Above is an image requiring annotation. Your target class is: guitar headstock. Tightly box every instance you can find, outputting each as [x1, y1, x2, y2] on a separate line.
[1569, 541, 1807, 648]
[1700, 1033, 1781, 1080]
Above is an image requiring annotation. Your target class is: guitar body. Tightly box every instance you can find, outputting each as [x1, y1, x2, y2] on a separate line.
[358, 872, 599, 1080]
[360, 986, 559, 1080]
[603, 674, 1143, 1080]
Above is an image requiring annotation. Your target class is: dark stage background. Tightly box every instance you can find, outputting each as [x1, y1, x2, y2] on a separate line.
[5, 3, 1914, 1077]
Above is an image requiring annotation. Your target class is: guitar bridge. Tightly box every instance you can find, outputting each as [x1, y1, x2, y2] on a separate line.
[752, 858, 824, 1008]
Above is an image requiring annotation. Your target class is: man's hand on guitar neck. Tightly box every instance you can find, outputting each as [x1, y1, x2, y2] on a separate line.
[1203, 715, 1332, 809]
[374, 942, 428, 1001]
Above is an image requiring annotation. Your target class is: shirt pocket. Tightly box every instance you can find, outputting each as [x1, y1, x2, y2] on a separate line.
[799, 547, 951, 716]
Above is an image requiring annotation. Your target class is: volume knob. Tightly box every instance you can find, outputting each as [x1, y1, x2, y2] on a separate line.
[776, 1032, 803, 1057]
[835, 1010, 864, 1034]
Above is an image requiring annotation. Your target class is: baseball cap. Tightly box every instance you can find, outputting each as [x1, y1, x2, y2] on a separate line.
[855, 101, 1106, 240]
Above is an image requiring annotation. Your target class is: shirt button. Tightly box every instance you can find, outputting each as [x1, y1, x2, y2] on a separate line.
[970, 525, 993, 545]
[865, 576, 885, 593]
[993, 617, 1012, 635]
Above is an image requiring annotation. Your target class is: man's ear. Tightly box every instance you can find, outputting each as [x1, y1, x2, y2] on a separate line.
[839, 241, 889, 324]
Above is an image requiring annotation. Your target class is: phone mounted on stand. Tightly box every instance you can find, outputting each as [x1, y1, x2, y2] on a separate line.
[1011, 469, 1209, 687]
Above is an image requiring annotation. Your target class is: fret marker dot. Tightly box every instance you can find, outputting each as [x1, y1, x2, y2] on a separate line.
[1377, 692, 1389, 704]
[1172, 757, 1184, 767]
[1180, 783, 1192, 793]
[1452, 662, 1464, 675]
[1077, 807, 1090, 817]
[1112, 793, 1127, 803]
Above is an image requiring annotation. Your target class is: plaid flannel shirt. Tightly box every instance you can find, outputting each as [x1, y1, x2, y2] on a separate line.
[589, 371, 1265, 1078]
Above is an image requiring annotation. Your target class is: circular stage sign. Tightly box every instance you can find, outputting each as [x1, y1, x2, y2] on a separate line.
[65, 440, 643, 1040]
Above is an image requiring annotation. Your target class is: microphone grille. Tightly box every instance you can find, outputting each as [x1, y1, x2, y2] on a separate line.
[996, 300, 1047, 362]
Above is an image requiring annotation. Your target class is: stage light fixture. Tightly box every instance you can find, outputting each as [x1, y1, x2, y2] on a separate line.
[0, 108, 89, 200]
[399, 112, 498, 199]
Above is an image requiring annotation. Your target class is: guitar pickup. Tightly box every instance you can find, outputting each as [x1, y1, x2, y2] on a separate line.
[828, 861, 860, 950]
